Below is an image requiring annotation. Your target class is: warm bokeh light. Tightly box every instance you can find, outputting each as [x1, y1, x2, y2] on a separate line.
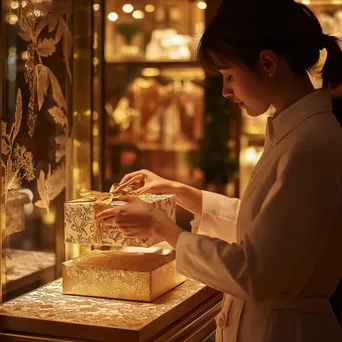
[93, 3, 100, 11]
[93, 57, 99, 66]
[8, 14, 18, 25]
[108, 12, 119, 21]
[145, 4, 155, 13]
[11, 1, 19, 10]
[42, 211, 56, 225]
[197, 1, 207, 10]
[132, 10, 144, 19]
[122, 4, 134, 13]
[21, 51, 29, 60]
[142, 68, 160, 77]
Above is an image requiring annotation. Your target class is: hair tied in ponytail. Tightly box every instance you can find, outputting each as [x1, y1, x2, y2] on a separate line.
[321, 34, 342, 89]
[318, 34, 327, 51]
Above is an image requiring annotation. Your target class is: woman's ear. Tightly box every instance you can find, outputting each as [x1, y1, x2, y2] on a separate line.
[259, 49, 278, 77]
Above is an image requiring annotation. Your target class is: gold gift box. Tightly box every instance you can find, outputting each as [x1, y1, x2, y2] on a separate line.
[62, 248, 186, 302]
[64, 194, 176, 247]
[5, 192, 25, 237]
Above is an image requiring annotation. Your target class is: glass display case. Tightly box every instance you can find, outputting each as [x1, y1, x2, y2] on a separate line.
[0, 0, 99, 302]
[1, 0, 72, 301]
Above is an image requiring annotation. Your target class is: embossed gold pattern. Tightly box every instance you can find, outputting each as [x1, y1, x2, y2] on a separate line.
[62, 249, 186, 302]
[1, 89, 35, 200]
[35, 164, 66, 215]
[14, 0, 72, 215]
[64, 194, 176, 246]
[4, 193, 25, 237]
[0, 278, 209, 331]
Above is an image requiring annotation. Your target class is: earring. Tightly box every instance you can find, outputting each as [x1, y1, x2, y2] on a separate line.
[269, 73, 273, 77]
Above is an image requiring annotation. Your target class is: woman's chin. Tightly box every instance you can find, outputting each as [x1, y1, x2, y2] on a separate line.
[245, 106, 269, 117]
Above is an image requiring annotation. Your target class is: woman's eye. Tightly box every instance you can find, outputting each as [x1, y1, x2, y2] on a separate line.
[225, 75, 233, 82]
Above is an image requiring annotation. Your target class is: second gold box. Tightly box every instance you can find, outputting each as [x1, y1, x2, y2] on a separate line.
[62, 248, 186, 302]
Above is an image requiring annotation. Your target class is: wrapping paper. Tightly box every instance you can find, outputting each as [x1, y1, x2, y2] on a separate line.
[62, 249, 186, 302]
[64, 193, 176, 247]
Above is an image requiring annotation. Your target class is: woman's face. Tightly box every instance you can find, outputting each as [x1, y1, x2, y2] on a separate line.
[220, 63, 272, 116]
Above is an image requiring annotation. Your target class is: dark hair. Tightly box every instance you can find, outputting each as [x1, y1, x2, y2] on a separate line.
[199, 0, 342, 89]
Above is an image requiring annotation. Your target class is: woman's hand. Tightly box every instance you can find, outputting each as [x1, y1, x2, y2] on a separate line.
[95, 196, 184, 248]
[118, 169, 175, 195]
[118, 169, 203, 216]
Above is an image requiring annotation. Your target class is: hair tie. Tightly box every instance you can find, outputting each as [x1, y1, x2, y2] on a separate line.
[318, 34, 327, 50]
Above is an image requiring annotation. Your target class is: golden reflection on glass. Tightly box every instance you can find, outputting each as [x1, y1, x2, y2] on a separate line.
[1, 0, 75, 301]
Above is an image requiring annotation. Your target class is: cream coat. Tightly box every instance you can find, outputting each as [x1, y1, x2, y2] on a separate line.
[176, 89, 342, 342]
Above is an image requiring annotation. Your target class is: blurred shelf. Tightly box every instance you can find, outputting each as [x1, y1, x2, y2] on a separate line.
[106, 60, 200, 68]
[107, 140, 199, 152]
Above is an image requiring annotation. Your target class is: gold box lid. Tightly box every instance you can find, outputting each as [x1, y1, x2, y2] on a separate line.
[63, 248, 175, 272]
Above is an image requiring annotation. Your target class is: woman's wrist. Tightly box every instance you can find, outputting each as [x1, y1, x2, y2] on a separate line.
[170, 181, 183, 196]
[170, 181, 202, 216]
[153, 210, 184, 249]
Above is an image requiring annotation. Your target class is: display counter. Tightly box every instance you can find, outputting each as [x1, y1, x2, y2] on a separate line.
[0, 278, 222, 342]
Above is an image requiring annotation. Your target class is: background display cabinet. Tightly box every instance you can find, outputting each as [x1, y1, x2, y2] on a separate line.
[103, 0, 207, 190]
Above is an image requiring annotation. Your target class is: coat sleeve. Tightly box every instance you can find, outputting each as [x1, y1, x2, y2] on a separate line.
[176, 145, 341, 301]
[190, 191, 240, 243]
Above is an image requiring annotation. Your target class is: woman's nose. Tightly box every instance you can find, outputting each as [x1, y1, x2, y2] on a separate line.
[222, 88, 234, 99]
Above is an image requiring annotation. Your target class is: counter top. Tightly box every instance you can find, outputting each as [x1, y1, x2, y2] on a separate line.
[0, 278, 221, 341]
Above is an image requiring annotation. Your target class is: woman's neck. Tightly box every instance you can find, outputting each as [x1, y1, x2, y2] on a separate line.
[272, 74, 316, 117]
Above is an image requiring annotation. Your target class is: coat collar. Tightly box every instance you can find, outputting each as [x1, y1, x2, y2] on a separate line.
[266, 89, 332, 146]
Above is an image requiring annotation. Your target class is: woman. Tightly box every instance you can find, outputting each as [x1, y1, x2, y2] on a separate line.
[97, 0, 342, 341]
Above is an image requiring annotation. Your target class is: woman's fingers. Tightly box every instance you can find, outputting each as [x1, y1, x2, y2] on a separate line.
[120, 170, 147, 185]
[112, 175, 144, 193]
[103, 217, 116, 225]
[95, 207, 120, 220]
[116, 227, 148, 238]
[119, 172, 139, 185]
[135, 186, 149, 194]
